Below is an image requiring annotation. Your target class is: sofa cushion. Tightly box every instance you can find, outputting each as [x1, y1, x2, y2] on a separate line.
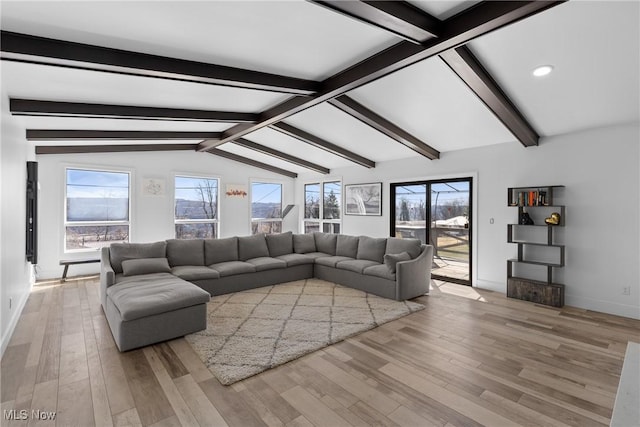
[384, 252, 412, 274]
[246, 257, 287, 272]
[357, 236, 387, 263]
[205, 237, 238, 265]
[122, 258, 171, 277]
[302, 252, 332, 260]
[315, 256, 353, 268]
[293, 233, 316, 254]
[238, 234, 270, 261]
[107, 274, 210, 321]
[266, 231, 293, 257]
[336, 259, 379, 274]
[363, 264, 396, 281]
[166, 239, 205, 266]
[110, 241, 167, 274]
[171, 265, 220, 281]
[386, 237, 421, 259]
[336, 234, 359, 258]
[209, 261, 256, 277]
[314, 232, 337, 255]
[275, 253, 314, 267]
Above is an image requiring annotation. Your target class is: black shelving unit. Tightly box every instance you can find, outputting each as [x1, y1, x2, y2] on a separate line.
[506, 185, 565, 307]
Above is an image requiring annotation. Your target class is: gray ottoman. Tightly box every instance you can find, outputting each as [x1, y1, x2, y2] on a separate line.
[104, 272, 210, 351]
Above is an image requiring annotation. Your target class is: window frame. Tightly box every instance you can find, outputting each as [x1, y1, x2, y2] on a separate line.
[302, 179, 342, 234]
[63, 166, 132, 254]
[174, 173, 220, 239]
[250, 179, 283, 235]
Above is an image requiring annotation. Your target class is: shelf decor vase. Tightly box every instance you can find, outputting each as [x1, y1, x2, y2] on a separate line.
[545, 212, 561, 225]
[519, 212, 534, 225]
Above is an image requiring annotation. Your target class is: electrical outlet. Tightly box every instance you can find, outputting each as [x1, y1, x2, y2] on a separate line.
[623, 287, 631, 296]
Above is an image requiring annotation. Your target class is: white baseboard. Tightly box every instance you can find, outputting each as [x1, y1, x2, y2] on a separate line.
[1, 287, 31, 357]
[474, 279, 639, 320]
[565, 294, 640, 320]
[474, 279, 506, 293]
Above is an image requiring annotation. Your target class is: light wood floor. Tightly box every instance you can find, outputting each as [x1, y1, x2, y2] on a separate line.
[2, 277, 639, 427]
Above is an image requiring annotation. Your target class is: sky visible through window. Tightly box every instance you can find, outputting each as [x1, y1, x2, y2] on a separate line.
[396, 181, 469, 205]
[251, 182, 281, 204]
[66, 169, 129, 199]
[175, 176, 218, 203]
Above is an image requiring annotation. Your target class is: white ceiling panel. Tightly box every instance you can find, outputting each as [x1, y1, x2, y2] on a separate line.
[243, 127, 353, 170]
[469, 1, 640, 137]
[217, 144, 308, 176]
[1, 61, 290, 112]
[407, 1, 480, 20]
[283, 103, 419, 163]
[0, 0, 399, 81]
[348, 56, 516, 152]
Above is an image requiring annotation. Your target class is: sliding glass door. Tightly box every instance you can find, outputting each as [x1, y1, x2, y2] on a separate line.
[391, 178, 472, 285]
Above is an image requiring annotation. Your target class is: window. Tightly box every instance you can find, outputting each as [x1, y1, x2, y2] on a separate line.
[251, 181, 282, 234]
[303, 180, 341, 234]
[175, 175, 219, 239]
[65, 168, 130, 252]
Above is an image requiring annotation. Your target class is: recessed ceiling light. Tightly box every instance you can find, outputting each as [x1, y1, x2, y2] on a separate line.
[532, 65, 554, 77]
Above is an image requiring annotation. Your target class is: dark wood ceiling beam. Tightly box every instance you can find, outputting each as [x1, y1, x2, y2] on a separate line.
[269, 122, 375, 168]
[310, 1, 441, 44]
[10, 99, 257, 123]
[35, 144, 198, 155]
[199, 1, 563, 149]
[0, 31, 319, 95]
[439, 46, 538, 147]
[328, 95, 440, 160]
[207, 149, 298, 178]
[26, 130, 222, 141]
[234, 138, 330, 174]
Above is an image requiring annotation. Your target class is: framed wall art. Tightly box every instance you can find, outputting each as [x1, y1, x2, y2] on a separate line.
[344, 182, 382, 216]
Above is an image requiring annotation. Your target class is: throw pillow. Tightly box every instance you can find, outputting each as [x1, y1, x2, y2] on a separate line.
[238, 234, 270, 260]
[383, 252, 411, 274]
[266, 231, 293, 257]
[121, 257, 171, 276]
[357, 236, 387, 263]
[293, 233, 316, 253]
[109, 241, 167, 274]
[313, 232, 337, 255]
[166, 239, 205, 266]
[205, 237, 239, 265]
[385, 237, 421, 259]
[336, 234, 359, 258]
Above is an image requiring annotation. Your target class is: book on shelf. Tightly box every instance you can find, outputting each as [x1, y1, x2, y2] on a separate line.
[514, 189, 548, 206]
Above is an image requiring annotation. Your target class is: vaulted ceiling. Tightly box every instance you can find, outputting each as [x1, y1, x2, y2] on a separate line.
[1, 1, 638, 178]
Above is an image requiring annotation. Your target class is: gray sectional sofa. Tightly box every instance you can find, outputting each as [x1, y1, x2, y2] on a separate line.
[100, 231, 433, 351]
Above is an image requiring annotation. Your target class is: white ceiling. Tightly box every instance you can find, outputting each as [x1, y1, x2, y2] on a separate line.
[469, 0, 640, 137]
[347, 56, 516, 152]
[1, 1, 638, 176]
[0, 1, 399, 80]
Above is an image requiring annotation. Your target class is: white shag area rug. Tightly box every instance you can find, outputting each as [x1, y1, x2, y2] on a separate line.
[186, 278, 424, 385]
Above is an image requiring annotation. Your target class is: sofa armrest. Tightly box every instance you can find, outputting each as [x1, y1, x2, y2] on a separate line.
[395, 244, 433, 300]
[100, 247, 115, 308]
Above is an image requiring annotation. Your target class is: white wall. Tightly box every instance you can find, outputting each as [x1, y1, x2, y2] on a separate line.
[36, 150, 295, 279]
[296, 124, 640, 319]
[0, 94, 36, 355]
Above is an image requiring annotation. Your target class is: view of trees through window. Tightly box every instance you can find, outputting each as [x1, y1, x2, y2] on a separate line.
[304, 181, 341, 234]
[175, 176, 219, 239]
[251, 182, 282, 234]
[65, 168, 130, 251]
